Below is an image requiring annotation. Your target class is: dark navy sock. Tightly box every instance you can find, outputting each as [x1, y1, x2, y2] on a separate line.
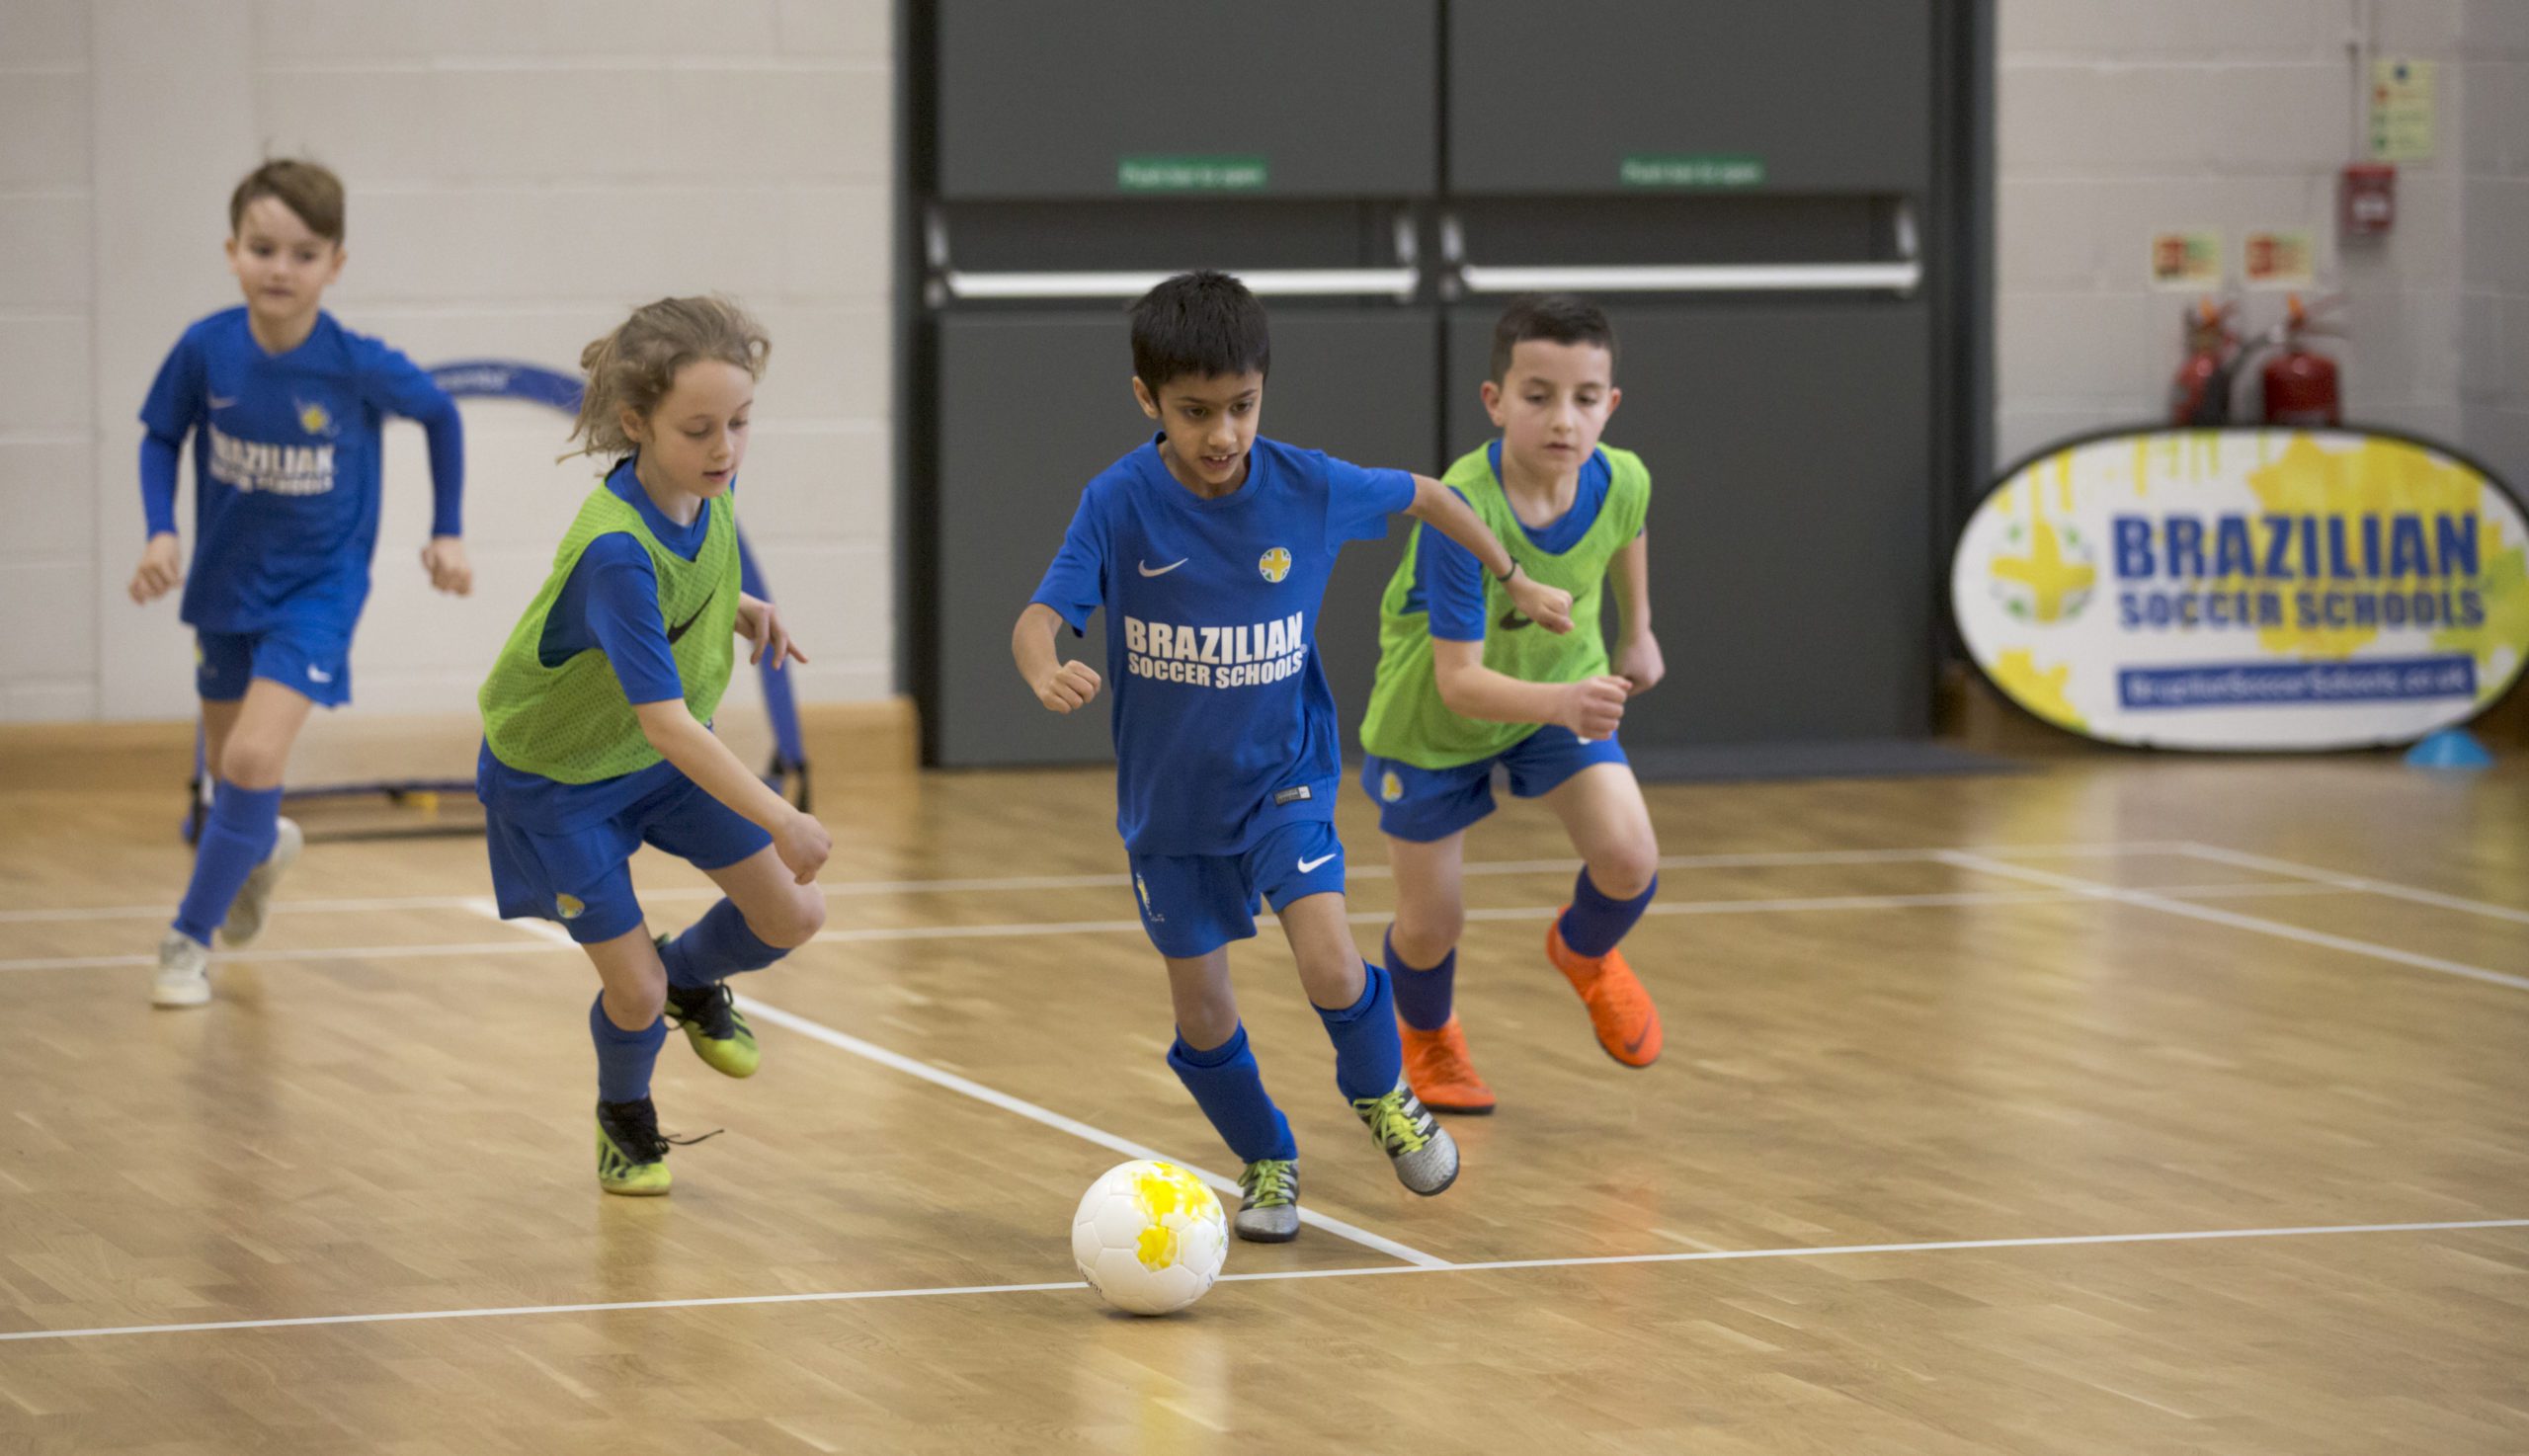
[660, 896, 788, 989]
[1167, 1024, 1296, 1164]
[1314, 960, 1403, 1101]
[1385, 928, 1458, 1032]
[173, 781, 284, 945]
[1558, 869, 1658, 958]
[591, 994, 668, 1103]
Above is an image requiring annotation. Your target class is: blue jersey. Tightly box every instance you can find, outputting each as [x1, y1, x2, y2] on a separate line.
[1030, 434, 1415, 856]
[139, 307, 463, 635]
[476, 458, 708, 834]
[1412, 442, 1615, 641]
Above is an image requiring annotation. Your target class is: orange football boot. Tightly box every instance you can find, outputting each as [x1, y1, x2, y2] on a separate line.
[1546, 914, 1662, 1067]
[1398, 1014, 1495, 1114]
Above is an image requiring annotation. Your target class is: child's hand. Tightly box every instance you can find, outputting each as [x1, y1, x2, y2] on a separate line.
[1033, 660, 1102, 713]
[736, 594, 807, 670]
[773, 808, 833, 885]
[1555, 676, 1630, 740]
[422, 536, 473, 596]
[1508, 570, 1575, 634]
[130, 533, 183, 604]
[1613, 630, 1665, 695]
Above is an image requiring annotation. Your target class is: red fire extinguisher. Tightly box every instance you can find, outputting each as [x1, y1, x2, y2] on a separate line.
[2259, 294, 2341, 427]
[2169, 298, 2239, 427]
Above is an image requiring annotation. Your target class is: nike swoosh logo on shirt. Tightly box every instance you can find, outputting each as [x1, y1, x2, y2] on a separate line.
[1296, 852, 1337, 874]
[1497, 607, 1535, 631]
[666, 586, 718, 645]
[1139, 559, 1188, 577]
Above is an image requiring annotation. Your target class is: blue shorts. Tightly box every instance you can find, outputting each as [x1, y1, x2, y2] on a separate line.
[1360, 724, 1629, 844]
[483, 769, 773, 944]
[1129, 819, 1348, 959]
[197, 624, 353, 707]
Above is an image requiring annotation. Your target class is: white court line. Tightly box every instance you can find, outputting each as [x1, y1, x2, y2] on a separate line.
[2177, 842, 2529, 927]
[6, 1216, 2519, 1345]
[0, 841, 2186, 924]
[736, 998, 1447, 1269]
[0, 880, 2352, 974]
[441, 899, 1445, 1270]
[1938, 851, 2529, 995]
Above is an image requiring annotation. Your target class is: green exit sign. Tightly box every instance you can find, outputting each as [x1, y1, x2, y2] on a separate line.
[1619, 154, 1766, 189]
[1117, 155, 1269, 193]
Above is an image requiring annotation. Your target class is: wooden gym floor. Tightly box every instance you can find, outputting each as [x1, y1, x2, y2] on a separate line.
[0, 741, 2524, 1453]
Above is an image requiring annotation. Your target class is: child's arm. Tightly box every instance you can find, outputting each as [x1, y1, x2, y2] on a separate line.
[633, 702, 831, 884]
[1607, 531, 1664, 695]
[1014, 603, 1102, 712]
[129, 336, 198, 605]
[130, 432, 186, 603]
[1430, 640, 1629, 738]
[364, 343, 471, 596]
[1401, 476, 1576, 633]
[1015, 492, 1106, 712]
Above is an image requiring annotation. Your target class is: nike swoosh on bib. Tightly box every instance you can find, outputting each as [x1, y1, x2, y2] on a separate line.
[1296, 852, 1337, 874]
[667, 586, 718, 644]
[1139, 559, 1188, 577]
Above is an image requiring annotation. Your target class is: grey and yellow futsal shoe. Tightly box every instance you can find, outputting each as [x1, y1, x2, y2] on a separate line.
[661, 969, 761, 1079]
[219, 816, 302, 946]
[1235, 1158, 1301, 1243]
[1351, 1081, 1459, 1195]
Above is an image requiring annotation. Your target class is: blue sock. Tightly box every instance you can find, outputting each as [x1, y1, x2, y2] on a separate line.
[172, 781, 284, 945]
[1558, 870, 1658, 958]
[1167, 1024, 1296, 1164]
[1385, 929, 1457, 1031]
[590, 994, 669, 1103]
[660, 897, 788, 990]
[1314, 961, 1403, 1101]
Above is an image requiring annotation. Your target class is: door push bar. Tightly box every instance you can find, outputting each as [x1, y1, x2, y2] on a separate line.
[1440, 202, 1920, 297]
[928, 211, 1422, 302]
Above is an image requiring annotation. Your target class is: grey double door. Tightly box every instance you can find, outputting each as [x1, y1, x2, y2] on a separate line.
[917, 0, 1961, 768]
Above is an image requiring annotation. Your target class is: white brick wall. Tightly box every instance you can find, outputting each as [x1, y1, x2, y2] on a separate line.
[1996, 0, 2504, 468]
[2460, 0, 2529, 488]
[0, 0, 891, 727]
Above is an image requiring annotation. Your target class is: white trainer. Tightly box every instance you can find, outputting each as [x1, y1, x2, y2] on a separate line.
[219, 815, 302, 947]
[151, 930, 211, 1008]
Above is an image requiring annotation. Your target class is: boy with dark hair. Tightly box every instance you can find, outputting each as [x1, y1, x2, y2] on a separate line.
[130, 158, 470, 1008]
[1014, 271, 1575, 1242]
[1357, 293, 1667, 1115]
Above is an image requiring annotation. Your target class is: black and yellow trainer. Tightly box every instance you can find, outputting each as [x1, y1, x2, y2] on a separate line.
[658, 937, 761, 1079]
[595, 1096, 676, 1196]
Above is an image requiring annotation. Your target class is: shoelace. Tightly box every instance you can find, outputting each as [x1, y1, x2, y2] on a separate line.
[1240, 1160, 1297, 1208]
[663, 981, 739, 1040]
[601, 1099, 722, 1161]
[1352, 1092, 1432, 1155]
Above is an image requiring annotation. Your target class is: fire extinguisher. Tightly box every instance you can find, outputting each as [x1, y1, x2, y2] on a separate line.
[2259, 294, 2341, 427]
[2169, 298, 2239, 427]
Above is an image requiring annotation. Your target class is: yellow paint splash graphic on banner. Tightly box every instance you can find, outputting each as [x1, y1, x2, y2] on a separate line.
[1993, 649, 2082, 729]
[2233, 438, 2527, 689]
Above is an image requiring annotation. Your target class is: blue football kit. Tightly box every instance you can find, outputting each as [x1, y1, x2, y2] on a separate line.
[1030, 433, 1415, 956]
[139, 307, 464, 706]
[478, 459, 771, 945]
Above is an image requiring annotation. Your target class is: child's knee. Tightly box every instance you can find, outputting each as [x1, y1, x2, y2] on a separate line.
[601, 982, 665, 1030]
[1391, 901, 1463, 961]
[218, 738, 286, 789]
[748, 886, 826, 948]
[1589, 840, 1660, 900]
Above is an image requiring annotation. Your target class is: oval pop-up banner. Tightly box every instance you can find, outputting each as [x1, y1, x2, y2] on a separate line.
[1953, 427, 2529, 750]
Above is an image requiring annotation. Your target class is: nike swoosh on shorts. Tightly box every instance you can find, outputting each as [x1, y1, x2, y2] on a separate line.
[1296, 852, 1337, 873]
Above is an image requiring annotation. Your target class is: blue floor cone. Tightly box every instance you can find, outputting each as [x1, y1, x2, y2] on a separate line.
[2406, 728, 2493, 769]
